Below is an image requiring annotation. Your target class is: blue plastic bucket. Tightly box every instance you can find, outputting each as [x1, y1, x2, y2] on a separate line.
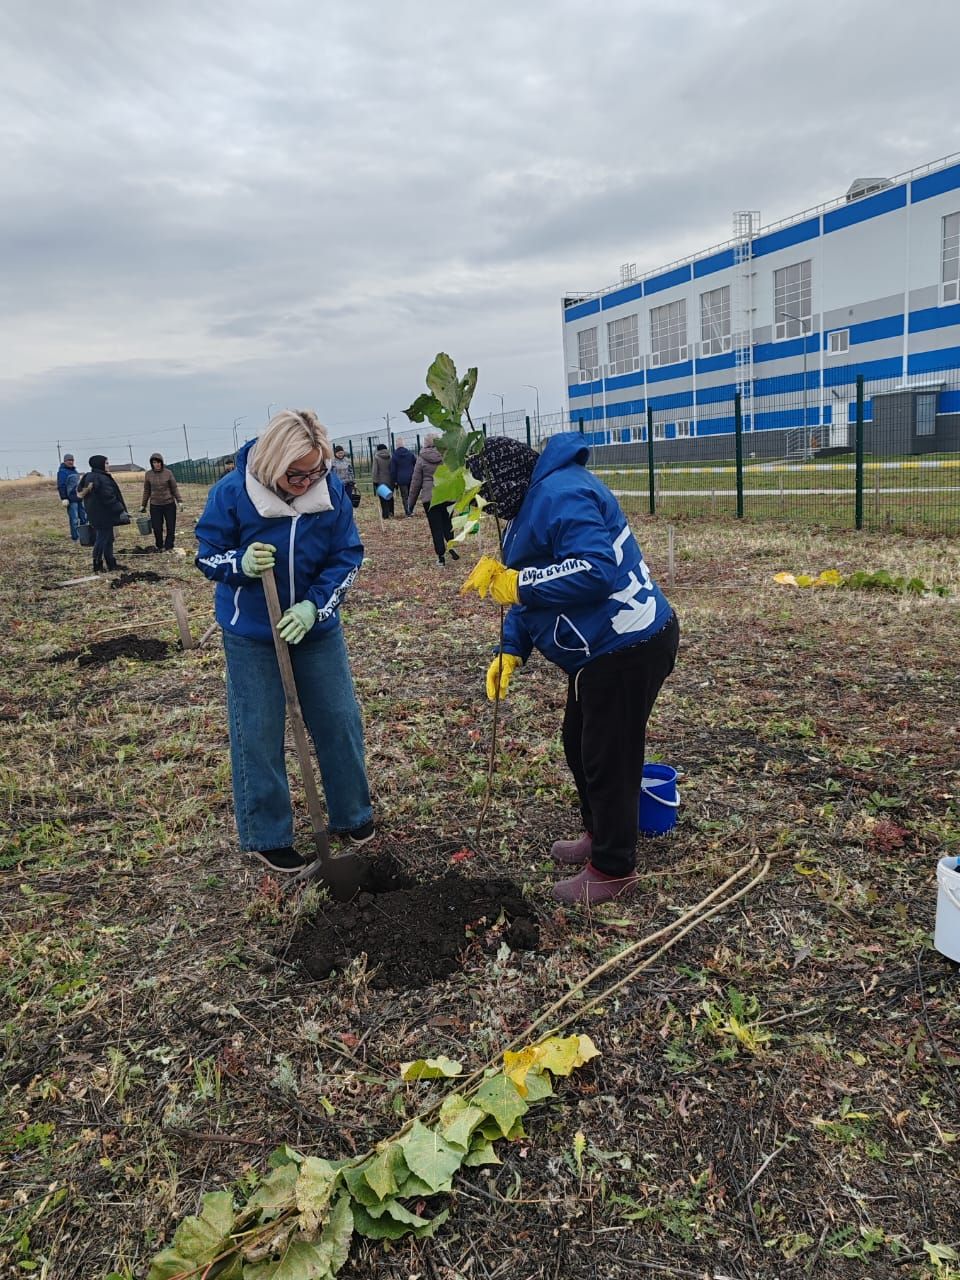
[638, 764, 680, 835]
[376, 483, 392, 500]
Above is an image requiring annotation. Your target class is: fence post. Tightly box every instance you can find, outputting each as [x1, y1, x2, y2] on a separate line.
[734, 390, 744, 519]
[348, 441, 355, 473]
[525, 415, 531, 448]
[578, 417, 584, 434]
[646, 406, 656, 516]
[855, 374, 865, 531]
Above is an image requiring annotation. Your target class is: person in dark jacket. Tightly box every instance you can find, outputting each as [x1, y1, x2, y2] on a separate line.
[406, 436, 459, 567]
[461, 434, 679, 905]
[140, 452, 184, 551]
[371, 444, 394, 518]
[56, 453, 88, 541]
[389, 438, 417, 514]
[331, 446, 358, 506]
[194, 409, 373, 876]
[76, 456, 129, 573]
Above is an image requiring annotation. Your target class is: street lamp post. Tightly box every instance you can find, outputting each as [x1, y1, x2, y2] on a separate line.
[778, 309, 811, 450]
[521, 383, 541, 438]
[267, 404, 278, 422]
[233, 416, 247, 452]
[490, 393, 505, 433]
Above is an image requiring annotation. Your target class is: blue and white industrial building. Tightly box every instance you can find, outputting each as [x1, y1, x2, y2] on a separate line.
[562, 152, 960, 458]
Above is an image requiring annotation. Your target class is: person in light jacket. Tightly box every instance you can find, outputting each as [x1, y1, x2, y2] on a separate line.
[140, 452, 183, 551]
[194, 409, 373, 876]
[76, 456, 129, 573]
[460, 434, 679, 906]
[371, 443, 394, 518]
[406, 436, 459, 567]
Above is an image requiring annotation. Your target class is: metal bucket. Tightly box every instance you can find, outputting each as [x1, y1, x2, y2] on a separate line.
[136, 515, 153, 536]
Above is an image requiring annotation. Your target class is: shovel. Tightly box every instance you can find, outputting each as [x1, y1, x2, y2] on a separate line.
[261, 566, 366, 902]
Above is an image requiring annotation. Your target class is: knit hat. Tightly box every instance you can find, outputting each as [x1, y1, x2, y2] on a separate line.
[63, 453, 74, 463]
[467, 436, 539, 521]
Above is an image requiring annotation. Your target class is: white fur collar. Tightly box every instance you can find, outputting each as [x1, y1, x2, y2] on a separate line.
[245, 468, 333, 517]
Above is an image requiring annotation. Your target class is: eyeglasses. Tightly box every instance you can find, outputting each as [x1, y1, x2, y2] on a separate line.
[284, 465, 325, 484]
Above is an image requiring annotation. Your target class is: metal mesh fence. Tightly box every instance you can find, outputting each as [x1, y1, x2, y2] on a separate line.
[165, 362, 959, 533]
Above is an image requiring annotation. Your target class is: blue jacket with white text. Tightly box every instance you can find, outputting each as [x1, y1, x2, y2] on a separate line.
[500, 433, 671, 674]
[194, 440, 363, 644]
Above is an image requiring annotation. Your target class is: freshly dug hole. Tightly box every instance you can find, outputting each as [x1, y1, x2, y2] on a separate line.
[110, 571, 164, 588]
[287, 854, 539, 989]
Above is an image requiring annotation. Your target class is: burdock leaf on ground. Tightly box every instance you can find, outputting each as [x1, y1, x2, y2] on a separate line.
[398, 1119, 463, 1192]
[248, 1161, 299, 1219]
[472, 1074, 528, 1137]
[400, 1055, 464, 1081]
[437, 1093, 485, 1149]
[295, 1156, 341, 1235]
[360, 1143, 403, 1200]
[243, 1238, 333, 1278]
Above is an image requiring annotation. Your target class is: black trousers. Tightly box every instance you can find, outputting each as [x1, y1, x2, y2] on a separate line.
[151, 502, 177, 549]
[378, 494, 395, 519]
[424, 501, 454, 561]
[561, 613, 679, 876]
[91, 524, 117, 571]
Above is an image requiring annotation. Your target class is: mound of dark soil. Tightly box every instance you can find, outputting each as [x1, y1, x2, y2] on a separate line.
[130, 545, 159, 556]
[287, 855, 539, 989]
[49, 635, 172, 666]
[109, 571, 163, 589]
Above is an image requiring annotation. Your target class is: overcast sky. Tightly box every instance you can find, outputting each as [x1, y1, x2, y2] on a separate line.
[2, 0, 959, 475]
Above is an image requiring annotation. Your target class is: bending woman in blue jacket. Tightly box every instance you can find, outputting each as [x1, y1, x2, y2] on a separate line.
[461, 434, 679, 906]
[195, 409, 373, 875]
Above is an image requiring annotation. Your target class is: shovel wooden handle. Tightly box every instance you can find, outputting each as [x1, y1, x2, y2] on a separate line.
[261, 567, 330, 857]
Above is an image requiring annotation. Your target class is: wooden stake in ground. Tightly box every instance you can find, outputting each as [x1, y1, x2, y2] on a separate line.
[196, 620, 219, 649]
[169, 586, 194, 650]
[667, 524, 676, 588]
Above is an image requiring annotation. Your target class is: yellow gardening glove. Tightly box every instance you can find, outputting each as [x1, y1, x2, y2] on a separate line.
[460, 554, 502, 599]
[489, 565, 520, 605]
[486, 652, 522, 701]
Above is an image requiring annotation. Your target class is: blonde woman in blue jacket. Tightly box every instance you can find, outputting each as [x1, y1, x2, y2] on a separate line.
[195, 410, 373, 875]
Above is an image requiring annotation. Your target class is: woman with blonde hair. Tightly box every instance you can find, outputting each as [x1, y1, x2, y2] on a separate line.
[195, 409, 373, 875]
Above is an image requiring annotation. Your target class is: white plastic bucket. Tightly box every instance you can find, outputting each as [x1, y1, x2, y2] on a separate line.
[934, 857, 960, 963]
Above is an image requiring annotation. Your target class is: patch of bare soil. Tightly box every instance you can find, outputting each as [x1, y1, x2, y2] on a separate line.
[287, 854, 539, 987]
[109, 570, 163, 588]
[48, 634, 172, 666]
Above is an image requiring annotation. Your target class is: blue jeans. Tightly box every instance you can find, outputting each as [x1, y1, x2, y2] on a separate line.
[223, 627, 372, 852]
[67, 500, 88, 540]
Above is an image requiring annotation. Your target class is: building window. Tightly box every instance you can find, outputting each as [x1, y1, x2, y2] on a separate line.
[916, 392, 937, 436]
[652, 422, 666, 441]
[607, 314, 640, 376]
[699, 286, 731, 354]
[943, 212, 960, 304]
[828, 329, 850, 355]
[774, 260, 812, 339]
[650, 299, 688, 366]
[577, 327, 599, 379]
[675, 419, 694, 438]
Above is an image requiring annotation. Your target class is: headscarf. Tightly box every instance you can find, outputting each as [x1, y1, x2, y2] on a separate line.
[467, 436, 539, 521]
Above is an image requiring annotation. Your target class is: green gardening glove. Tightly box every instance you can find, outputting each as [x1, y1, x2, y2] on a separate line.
[276, 600, 318, 645]
[240, 541, 276, 578]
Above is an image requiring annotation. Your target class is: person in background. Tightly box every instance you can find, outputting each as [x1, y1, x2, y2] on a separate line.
[331, 445, 358, 506]
[56, 452, 88, 542]
[76, 456, 129, 573]
[140, 453, 184, 551]
[460, 434, 679, 906]
[194, 409, 373, 876]
[406, 435, 459, 567]
[371, 443, 394, 518]
[390, 437, 416, 515]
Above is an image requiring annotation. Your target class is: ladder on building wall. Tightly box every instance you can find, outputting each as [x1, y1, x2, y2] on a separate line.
[732, 211, 760, 431]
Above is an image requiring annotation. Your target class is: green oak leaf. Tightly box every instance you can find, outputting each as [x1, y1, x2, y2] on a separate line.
[428, 465, 465, 506]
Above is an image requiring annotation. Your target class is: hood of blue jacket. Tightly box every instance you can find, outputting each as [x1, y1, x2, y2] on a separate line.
[529, 432, 591, 489]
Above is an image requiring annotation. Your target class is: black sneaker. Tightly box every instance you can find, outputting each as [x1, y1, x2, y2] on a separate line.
[448, 548, 460, 561]
[347, 821, 375, 845]
[251, 847, 308, 874]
